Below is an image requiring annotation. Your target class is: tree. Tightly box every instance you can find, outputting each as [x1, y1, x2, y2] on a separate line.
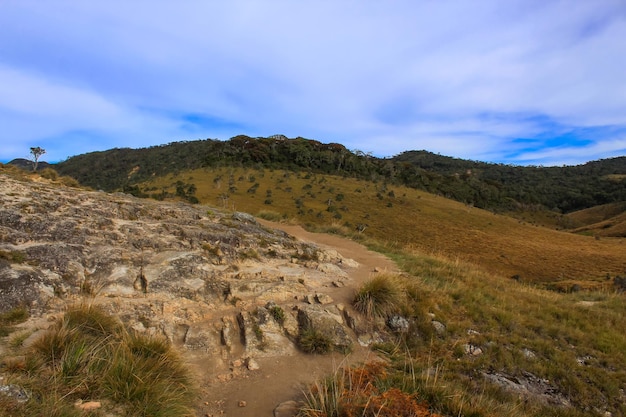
[30, 147, 46, 171]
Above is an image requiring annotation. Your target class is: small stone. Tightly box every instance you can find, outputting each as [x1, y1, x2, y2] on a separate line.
[463, 344, 483, 356]
[246, 358, 260, 371]
[387, 315, 409, 332]
[238, 400, 247, 407]
[274, 400, 299, 417]
[75, 401, 102, 411]
[431, 320, 446, 335]
[315, 293, 333, 304]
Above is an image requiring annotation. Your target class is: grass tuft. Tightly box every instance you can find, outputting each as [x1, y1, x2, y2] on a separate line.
[2, 304, 196, 417]
[353, 274, 405, 319]
[298, 328, 334, 354]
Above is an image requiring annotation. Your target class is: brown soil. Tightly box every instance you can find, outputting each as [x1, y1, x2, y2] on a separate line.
[195, 220, 399, 417]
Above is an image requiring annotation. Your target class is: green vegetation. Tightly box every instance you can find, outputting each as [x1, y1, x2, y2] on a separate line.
[268, 305, 286, 325]
[0, 304, 196, 416]
[298, 328, 334, 354]
[299, 244, 626, 416]
[52, 136, 626, 215]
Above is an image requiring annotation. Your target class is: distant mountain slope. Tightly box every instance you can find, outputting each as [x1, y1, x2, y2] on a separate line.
[566, 202, 626, 237]
[392, 150, 626, 213]
[7, 158, 52, 171]
[52, 136, 626, 213]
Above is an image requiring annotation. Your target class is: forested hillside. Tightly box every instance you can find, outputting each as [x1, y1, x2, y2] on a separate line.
[53, 135, 626, 213]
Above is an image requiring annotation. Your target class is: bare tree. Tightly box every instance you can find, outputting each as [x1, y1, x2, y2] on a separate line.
[30, 147, 46, 171]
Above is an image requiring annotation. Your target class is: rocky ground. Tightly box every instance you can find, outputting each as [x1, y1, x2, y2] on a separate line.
[0, 173, 398, 416]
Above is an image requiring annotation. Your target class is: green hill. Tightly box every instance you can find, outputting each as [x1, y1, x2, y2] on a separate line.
[52, 136, 626, 214]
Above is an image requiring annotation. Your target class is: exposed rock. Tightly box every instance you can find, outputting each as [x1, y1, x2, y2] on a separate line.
[431, 320, 446, 335]
[357, 332, 384, 347]
[315, 293, 333, 304]
[483, 371, 571, 407]
[221, 317, 234, 348]
[463, 343, 483, 356]
[246, 357, 260, 371]
[0, 172, 386, 414]
[75, 401, 102, 411]
[523, 348, 537, 359]
[386, 315, 409, 333]
[274, 400, 299, 417]
[297, 304, 352, 353]
[232, 212, 257, 224]
[0, 383, 30, 403]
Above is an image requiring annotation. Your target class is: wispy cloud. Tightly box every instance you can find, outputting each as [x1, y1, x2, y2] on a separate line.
[1, 0, 625, 165]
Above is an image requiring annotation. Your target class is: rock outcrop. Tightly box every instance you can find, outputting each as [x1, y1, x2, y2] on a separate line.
[0, 174, 361, 374]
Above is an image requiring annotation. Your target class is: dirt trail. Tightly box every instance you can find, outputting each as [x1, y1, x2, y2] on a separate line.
[197, 220, 399, 417]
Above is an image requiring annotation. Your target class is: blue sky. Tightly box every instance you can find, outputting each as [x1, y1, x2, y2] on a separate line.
[1, 1, 626, 166]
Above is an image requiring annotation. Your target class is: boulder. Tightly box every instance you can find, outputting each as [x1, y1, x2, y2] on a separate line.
[297, 304, 352, 353]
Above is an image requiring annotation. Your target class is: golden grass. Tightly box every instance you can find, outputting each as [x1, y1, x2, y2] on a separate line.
[369, 244, 626, 416]
[138, 166, 626, 288]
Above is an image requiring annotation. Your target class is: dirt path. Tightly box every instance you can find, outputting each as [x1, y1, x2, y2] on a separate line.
[197, 220, 399, 417]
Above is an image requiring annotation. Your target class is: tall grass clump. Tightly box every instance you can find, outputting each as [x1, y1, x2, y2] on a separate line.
[353, 274, 405, 319]
[2, 304, 196, 417]
[298, 361, 441, 417]
[298, 328, 334, 354]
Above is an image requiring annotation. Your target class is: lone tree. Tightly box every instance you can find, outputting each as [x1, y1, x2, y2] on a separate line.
[30, 147, 46, 171]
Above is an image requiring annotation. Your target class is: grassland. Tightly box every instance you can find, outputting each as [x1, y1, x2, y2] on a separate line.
[136, 166, 626, 415]
[139, 166, 626, 291]
[295, 246, 626, 417]
[2, 165, 625, 416]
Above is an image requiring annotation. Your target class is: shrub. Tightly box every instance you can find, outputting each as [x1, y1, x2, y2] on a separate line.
[353, 274, 405, 319]
[299, 328, 333, 354]
[257, 210, 282, 221]
[269, 305, 286, 325]
[39, 168, 59, 181]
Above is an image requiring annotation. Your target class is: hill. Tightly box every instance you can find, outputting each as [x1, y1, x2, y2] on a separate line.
[566, 202, 626, 238]
[1, 164, 625, 417]
[51, 136, 626, 214]
[7, 158, 52, 172]
[133, 166, 626, 291]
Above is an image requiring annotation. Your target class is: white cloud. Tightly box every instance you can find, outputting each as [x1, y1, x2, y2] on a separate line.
[1, 0, 625, 165]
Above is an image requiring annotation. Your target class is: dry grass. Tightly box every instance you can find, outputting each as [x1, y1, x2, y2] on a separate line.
[136, 166, 626, 415]
[353, 274, 405, 319]
[0, 304, 196, 417]
[368, 245, 626, 417]
[137, 166, 626, 288]
[299, 361, 441, 417]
